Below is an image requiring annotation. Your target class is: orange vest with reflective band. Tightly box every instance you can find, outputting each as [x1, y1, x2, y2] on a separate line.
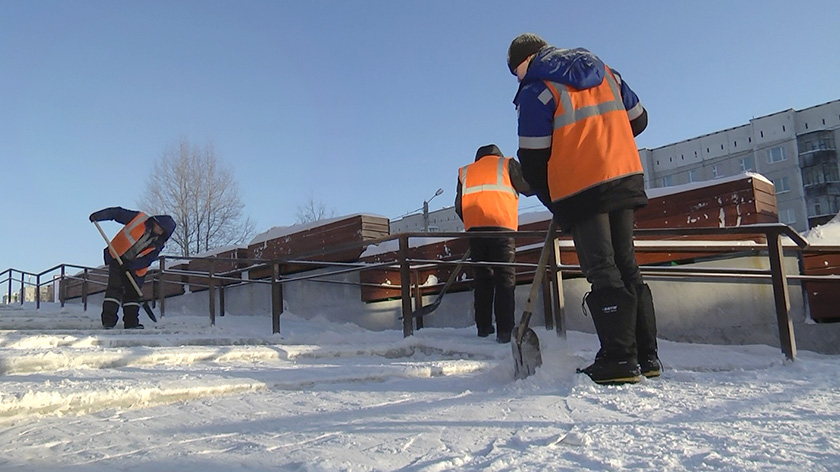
[459, 156, 519, 231]
[544, 66, 643, 202]
[110, 212, 154, 276]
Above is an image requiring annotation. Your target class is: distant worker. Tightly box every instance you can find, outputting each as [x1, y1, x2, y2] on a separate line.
[455, 144, 533, 343]
[89, 207, 176, 329]
[506, 33, 661, 384]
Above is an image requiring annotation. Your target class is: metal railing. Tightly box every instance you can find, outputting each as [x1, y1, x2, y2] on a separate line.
[0, 223, 822, 361]
[1, 264, 110, 310]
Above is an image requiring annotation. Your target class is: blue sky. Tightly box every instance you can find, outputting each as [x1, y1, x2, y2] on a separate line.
[2, 0, 839, 273]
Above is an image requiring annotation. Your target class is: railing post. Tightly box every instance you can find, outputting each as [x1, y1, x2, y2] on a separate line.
[767, 231, 797, 361]
[219, 284, 226, 317]
[271, 263, 283, 334]
[158, 256, 166, 318]
[541, 267, 553, 329]
[399, 234, 413, 337]
[35, 274, 41, 310]
[60, 266, 66, 308]
[413, 268, 424, 330]
[82, 268, 89, 311]
[7, 271, 11, 304]
[19, 272, 24, 305]
[208, 262, 216, 327]
[551, 238, 566, 339]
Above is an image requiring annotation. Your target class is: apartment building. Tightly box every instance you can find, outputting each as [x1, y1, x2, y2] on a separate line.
[640, 99, 840, 232]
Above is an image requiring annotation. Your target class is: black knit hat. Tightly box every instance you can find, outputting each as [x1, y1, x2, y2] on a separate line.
[475, 144, 503, 162]
[507, 33, 547, 74]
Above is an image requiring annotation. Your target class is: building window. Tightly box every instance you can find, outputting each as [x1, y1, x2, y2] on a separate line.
[782, 125, 786, 132]
[773, 176, 791, 193]
[688, 169, 698, 183]
[761, 131, 764, 138]
[740, 157, 754, 172]
[662, 175, 673, 187]
[809, 197, 839, 217]
[802, 160, 840, 187]
[712, 165, 720, 178]
[766, 146, 786, 163]
[780, 208, 796, 225]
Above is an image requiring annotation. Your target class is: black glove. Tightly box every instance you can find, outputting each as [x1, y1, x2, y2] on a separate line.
[89, 210, 108, 222]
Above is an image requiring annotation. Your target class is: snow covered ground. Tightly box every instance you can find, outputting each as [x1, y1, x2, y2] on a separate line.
[1, 302, 839, 471]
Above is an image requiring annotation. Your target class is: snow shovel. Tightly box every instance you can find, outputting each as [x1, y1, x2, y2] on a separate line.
[411, 248, 470, 318]
[93, 220, 158, 323]
[512, 218, 557, 380]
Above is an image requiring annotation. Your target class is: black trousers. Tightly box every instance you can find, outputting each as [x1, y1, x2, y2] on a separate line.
[570, 208, 643, 291]
[101, 260, 144, 327]
[469, 233, 516, 336]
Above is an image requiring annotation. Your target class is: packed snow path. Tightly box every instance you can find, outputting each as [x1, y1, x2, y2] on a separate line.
[0, 303, 838, 471]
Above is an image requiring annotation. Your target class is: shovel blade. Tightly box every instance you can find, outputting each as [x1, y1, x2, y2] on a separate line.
[142, 303, 158, 323]
[410, 299, 441, 319]
[512, 328, 542, 380]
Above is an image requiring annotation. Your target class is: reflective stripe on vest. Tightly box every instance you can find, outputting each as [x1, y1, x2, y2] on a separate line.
[459, 156, 519, 231]
[543, 66, 643, 202]
[109, 212, 153, 276]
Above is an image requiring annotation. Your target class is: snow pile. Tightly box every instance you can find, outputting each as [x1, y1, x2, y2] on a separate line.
[0, 302, 839, 470]
[802, 212, 840, 244]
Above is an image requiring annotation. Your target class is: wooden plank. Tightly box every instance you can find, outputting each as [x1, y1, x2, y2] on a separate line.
[62, 269, 109, 299]
[247, 215, 390, 279]
[801, 252, 840, 273]
[61, 263, 187, 301]
[803, 281, 840, 321]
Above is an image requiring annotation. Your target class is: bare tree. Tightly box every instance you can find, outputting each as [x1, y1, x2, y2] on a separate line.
[296, 193, 336, 224]
[139, 138, 255, 257]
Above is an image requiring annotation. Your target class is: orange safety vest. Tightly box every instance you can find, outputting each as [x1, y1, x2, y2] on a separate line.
[544, 66, 643, 202]
[459, 156, 519, 231]
[109, 212, 155, 276]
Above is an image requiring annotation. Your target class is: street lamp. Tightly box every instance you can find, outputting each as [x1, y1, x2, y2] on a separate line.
[423, 188, 444, 232]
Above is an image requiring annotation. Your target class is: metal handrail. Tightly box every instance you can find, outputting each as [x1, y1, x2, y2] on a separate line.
[3, 222, 834, 361]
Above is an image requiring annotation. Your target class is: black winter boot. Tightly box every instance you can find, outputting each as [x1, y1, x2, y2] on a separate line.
[577, 286, 641, 385]
[633, 283, 661, 378]
[101, 299, 119, 328]
[122, 302, 144, 329]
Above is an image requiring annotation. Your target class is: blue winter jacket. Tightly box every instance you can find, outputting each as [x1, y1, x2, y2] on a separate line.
[513, 46, 648, 230]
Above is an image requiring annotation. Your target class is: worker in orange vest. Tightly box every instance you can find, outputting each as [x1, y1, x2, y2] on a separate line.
[455, 144, 533, 343]
[89, 207, 176, 329]
[507, 33, 661, 384]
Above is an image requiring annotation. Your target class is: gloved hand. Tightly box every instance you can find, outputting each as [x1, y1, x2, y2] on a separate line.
[89, 210, 108, 222]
